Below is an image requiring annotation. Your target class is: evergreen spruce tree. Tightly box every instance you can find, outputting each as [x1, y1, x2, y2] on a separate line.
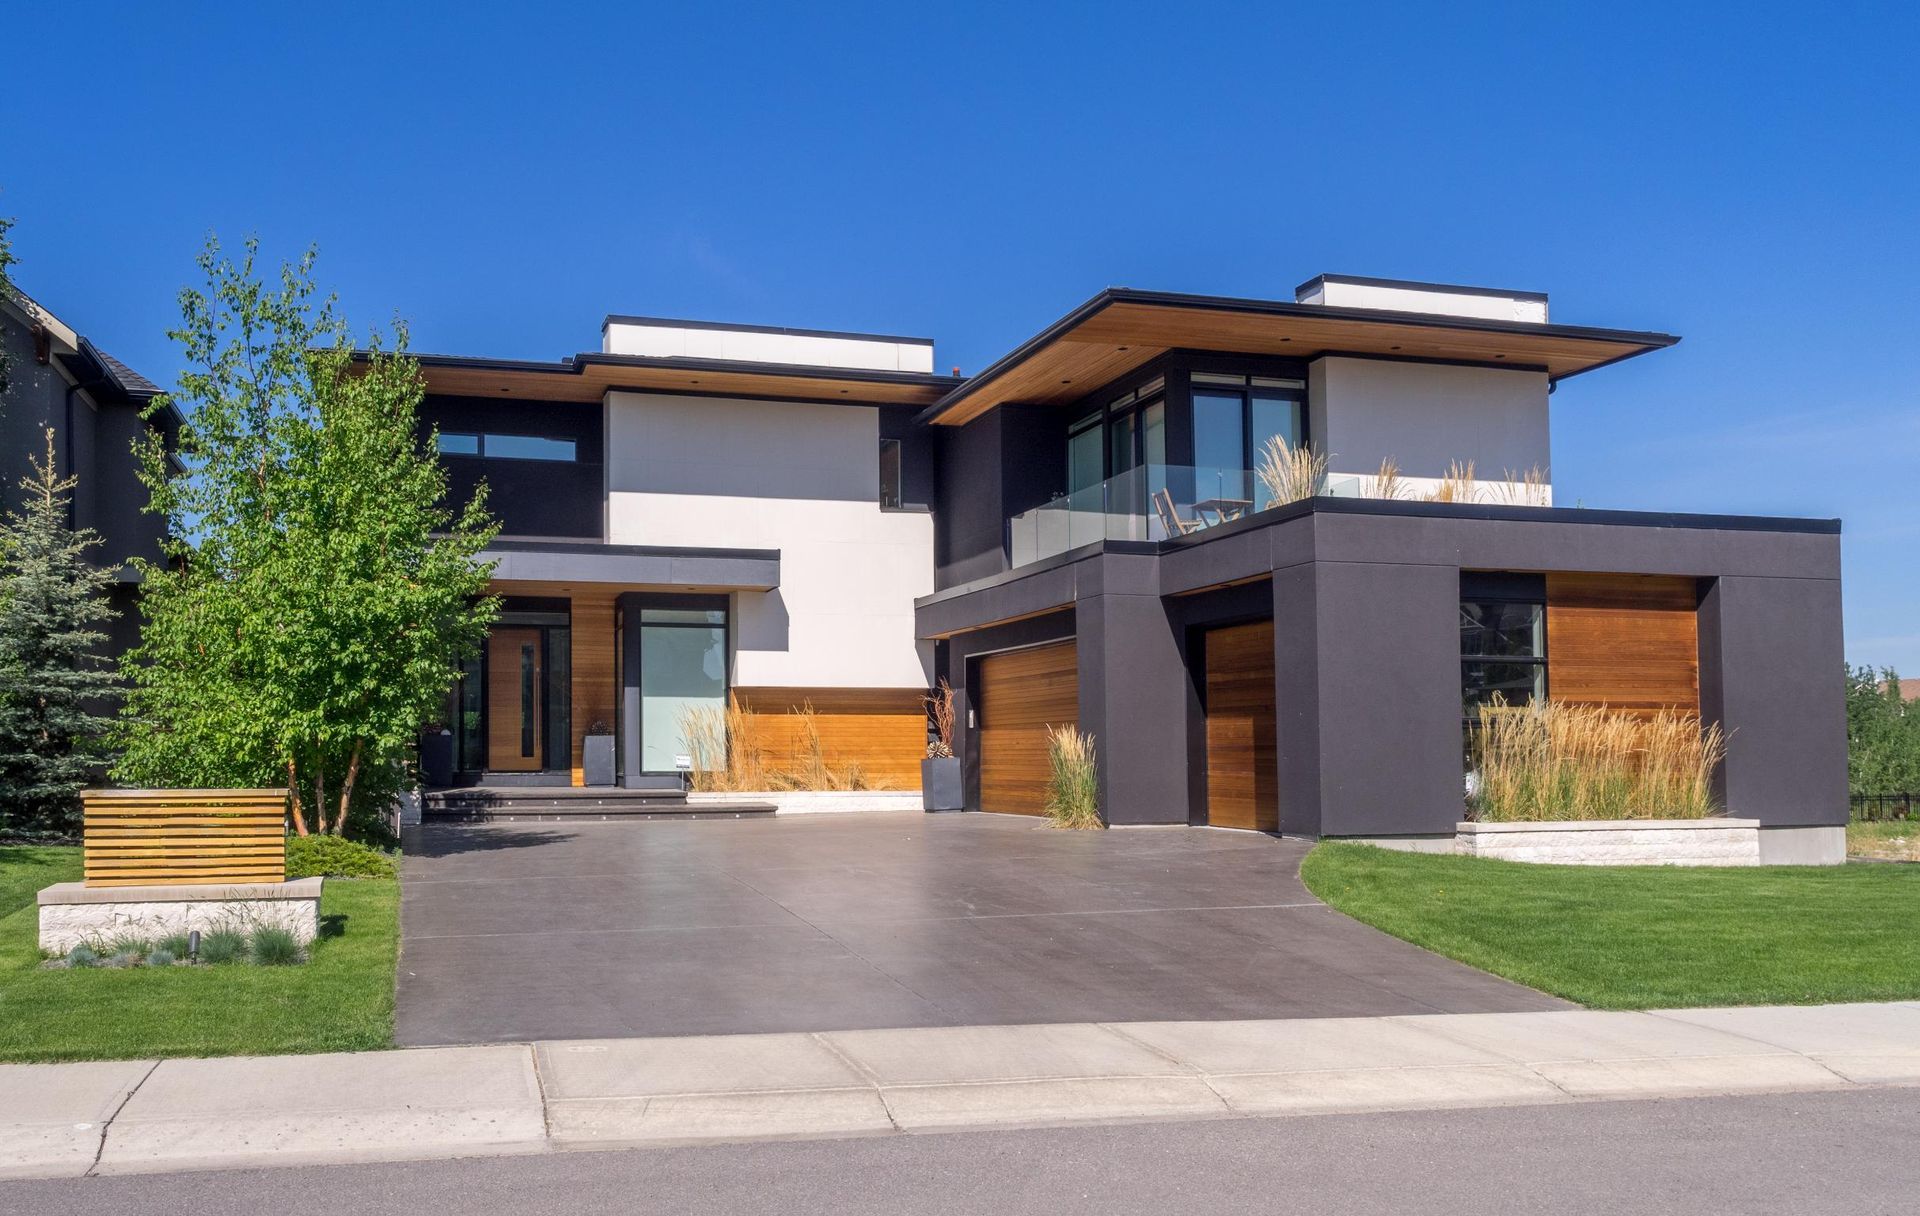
[0, 429, 119, 834]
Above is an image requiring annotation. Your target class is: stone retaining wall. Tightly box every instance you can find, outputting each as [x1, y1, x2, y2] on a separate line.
[38, 879, 323, 953]
[1454, 818, 1762, 866]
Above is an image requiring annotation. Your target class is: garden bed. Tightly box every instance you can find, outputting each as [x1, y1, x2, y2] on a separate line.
[0, 844, 398, 1062]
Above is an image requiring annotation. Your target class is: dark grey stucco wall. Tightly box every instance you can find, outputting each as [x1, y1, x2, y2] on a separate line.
[420, 395, 604, 539]
[1307, 560, 1465, 837]
[918, 501, 1846, 837]
[933, 405, 1068, 590]
[1699, 575, 1849, 827]
[1074, 555, 1188, 826]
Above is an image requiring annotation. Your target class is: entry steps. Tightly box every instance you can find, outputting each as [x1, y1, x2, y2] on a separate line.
[423, 786, 776, 822]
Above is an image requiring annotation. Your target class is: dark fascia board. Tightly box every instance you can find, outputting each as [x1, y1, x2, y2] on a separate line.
[916, 287, 1682, 425]
[487, 537, 782, 563]
[1170, 494, 1842, 545]
[387, 349, 963, 392]
[61, 340, 186, 429]
[1293, 273, 1550, 304]
[601, 313, 935, 347]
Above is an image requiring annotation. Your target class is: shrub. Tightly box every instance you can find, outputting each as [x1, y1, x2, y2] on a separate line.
[146, 948, 177, 967]
[198, 928, 248, 965]
[158, 932, 192, 957]
[65, 945, 97, 967]
[105, 951, 141, 968]
[286, 833, 397, 879]
[249, 925, 303, 965]
[108, 933, 154, 957]
[1044, 725, 1103, 830]
[1470, 698, 1726, 822]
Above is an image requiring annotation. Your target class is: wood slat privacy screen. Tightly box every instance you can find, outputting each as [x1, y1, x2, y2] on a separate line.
[82, 789, 289, 888]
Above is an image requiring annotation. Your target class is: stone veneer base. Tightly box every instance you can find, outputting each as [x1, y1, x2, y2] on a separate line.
[37, 878, 323, 954]
[1453, 818, 1762, 866]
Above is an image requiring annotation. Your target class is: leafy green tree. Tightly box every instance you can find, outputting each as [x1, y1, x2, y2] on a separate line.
[117, 237, 498, 836]
[1844, 665, 1920, 795]
[0, 430, 120, 834]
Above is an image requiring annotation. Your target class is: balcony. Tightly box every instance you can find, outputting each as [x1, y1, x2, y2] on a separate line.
[1007, 462, 1544, 569]
[1010, 465, 1319, 567]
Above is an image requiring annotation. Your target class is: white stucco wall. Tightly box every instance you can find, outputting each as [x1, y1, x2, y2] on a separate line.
[603, 320, 934, 373]
[604, 391, 933, 690]
[1299, 279, 1548, 323]
[1309, 357, 1553, 503]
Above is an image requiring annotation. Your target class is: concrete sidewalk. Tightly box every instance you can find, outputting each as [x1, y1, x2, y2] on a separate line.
[4, 1002, 1917, 1181]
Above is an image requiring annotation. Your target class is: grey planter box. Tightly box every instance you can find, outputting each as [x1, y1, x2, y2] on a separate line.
[420, 730, 455, 788]
[583, 735, 617, 787]
[921, 756, 963, 812]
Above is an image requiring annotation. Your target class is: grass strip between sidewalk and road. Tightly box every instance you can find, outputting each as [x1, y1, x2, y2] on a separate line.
[1301, 841, 1920, 1010]
[0, 844, 398, 1063]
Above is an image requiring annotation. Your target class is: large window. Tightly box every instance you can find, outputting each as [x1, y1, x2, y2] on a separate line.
[1460, 596, 1546, 719]
[1192, 372, 1306, 509]
[637, 602, 728, 775]
[436, 431, 578, 462]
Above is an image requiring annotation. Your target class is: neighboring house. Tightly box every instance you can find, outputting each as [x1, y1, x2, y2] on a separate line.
[0, 288, 179, 658]
[412, 274, 1847, 862]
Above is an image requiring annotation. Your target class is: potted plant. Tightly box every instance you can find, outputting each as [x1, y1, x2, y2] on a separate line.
[583, 720, 616, 787]
[921, 680, 963, 812]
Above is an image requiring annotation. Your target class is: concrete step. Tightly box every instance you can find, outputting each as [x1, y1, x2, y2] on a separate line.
[423, 786, 775, 822]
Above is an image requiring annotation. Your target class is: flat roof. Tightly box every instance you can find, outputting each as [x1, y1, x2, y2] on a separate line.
[918, 288, 1679, 426]
[601, 313, 934, 346]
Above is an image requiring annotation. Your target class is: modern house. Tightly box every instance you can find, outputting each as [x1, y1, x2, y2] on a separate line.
[0, 288, 179, 656]
[415, 274, 1847, 862]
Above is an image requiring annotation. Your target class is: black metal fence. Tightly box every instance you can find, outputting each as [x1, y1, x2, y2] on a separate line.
[1851, 793, 1918, 821]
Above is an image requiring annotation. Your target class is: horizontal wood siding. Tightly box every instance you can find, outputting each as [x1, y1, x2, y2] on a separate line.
[1547, 573, 1701, 714]
[977, 641, 1079, 817]
[1205, 620, 1278, 832]
[733, 687, 929, 789]
[83, 789, 288, 887]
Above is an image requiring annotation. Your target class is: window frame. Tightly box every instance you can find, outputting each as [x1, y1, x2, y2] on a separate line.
[1459, 576, 1549, 734]
[878, 437, 904, 510]
[435, 431, 579, 463]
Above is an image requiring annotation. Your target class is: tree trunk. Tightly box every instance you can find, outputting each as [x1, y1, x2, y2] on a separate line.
[333, 739, 364, 836]
[313, 762, 327, 839]
[286, 755, 310, 837]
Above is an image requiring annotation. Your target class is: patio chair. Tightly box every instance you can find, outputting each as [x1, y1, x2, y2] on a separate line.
[1152, 488, 1204, 538]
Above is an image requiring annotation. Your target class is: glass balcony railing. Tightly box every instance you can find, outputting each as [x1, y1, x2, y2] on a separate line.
[1009, 465, 1268, 568]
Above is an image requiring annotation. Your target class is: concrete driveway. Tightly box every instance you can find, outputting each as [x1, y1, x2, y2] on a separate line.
[397, 812, 1567, 1045]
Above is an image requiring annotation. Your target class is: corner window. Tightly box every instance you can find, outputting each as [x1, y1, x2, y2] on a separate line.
[1460, 598, 1546, 719]
[878, 438, 903, 509]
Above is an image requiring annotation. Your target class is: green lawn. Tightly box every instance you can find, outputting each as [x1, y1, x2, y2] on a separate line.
[1301, 842, 1920, 1010]
[0, 845, 398, 1062]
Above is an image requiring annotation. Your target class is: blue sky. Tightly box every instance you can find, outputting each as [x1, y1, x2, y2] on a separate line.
[4, 2, 1915, 669]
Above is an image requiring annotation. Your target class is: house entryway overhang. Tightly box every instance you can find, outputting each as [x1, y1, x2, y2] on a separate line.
[442, 540, 781, 790]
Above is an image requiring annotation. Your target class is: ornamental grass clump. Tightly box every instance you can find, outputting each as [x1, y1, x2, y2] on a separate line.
[1044, 725, 1103, 830]
[1255, 435, 1328, 507]
[1470, 698, 1725, 822]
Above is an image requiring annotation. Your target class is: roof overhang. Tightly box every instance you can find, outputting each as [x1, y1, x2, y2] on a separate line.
[919, 289, 1680, 426]
[483, 539, 779, 591]
[390, 351, 962, 407]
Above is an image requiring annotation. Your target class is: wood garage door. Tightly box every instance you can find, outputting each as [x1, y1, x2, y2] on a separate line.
[1205, 619, 1278, 832]
[977, 641, 1078, 816]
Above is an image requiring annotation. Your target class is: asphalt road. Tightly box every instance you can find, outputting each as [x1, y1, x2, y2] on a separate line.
[5, 1087, 1913, 1215]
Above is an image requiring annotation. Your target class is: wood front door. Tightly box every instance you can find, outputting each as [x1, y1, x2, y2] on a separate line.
[1204, 619, 1278, 832]
[976, 640, 1078, 816]
[487, 627, 544, 772]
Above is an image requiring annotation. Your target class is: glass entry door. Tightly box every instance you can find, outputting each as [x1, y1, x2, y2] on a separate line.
[638, 604, 728, 774]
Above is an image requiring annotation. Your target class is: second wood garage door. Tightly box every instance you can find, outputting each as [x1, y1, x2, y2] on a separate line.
[976, 640, 1078, 816]
[1205, 619, 1278, 831]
